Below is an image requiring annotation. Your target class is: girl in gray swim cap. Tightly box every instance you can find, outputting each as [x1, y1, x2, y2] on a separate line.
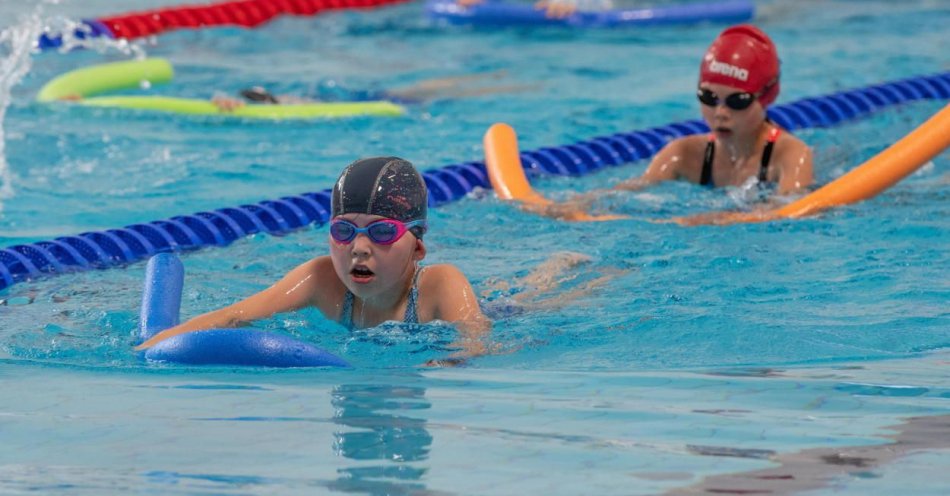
[138, 157, 489, 365]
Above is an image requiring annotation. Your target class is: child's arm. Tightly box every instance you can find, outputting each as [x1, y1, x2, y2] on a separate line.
[613, 138, 689, 191]
[518, 138, 691, 220]
[136, 257, 334, 350]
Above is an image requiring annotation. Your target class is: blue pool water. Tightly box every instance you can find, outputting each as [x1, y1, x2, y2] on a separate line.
[1, 0, 948, 494]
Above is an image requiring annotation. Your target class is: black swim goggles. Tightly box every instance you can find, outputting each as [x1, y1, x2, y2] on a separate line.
[330, 218, 427, 245]
[696, 88, 757, 111]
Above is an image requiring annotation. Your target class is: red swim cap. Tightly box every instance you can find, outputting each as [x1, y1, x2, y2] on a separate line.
[699, 24, 780, 107]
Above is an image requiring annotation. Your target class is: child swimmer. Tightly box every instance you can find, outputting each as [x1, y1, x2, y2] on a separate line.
[136, 157, 490, 365]
[528, 24, 815, 220]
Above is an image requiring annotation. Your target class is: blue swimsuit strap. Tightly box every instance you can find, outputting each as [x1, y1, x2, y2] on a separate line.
[340, 265, 425, 329]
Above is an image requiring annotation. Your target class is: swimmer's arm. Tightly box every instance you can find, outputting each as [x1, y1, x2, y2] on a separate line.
[424, 265, 491, 365]
[135, 257, 330, 350]
[523, 140, 686, 219]
[613, 139, 686, 191]
[774, 139, 814, 195]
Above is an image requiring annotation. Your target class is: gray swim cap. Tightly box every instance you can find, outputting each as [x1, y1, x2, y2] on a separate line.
[331, 156, 428, 238]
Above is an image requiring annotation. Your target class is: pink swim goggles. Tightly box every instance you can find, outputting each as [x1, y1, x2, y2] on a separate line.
[329, 218, 427, 245]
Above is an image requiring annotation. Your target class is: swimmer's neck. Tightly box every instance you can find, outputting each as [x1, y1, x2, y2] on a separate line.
[353, 262, 418, 318]
[717, 121, 774, 165]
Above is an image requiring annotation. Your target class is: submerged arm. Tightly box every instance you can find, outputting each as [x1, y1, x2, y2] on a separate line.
[424, 265, 492, 365]
[521, 140, 686, 220]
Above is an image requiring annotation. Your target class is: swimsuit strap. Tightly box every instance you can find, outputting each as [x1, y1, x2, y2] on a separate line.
[340, 265, 425, 329]
[404, 265, 426, 324]
[700, 126, 782, 187]
[340, 290, 355, 329]
[700, 134, 716, 187]
[758, 126, 782, 182]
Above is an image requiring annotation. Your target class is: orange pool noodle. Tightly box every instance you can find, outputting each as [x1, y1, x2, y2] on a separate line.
[776, 103, 950, 218]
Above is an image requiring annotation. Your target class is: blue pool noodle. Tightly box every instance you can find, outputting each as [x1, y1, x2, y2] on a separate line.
[426, 0, 754, 28]
[1, 73, 948, 292]
[138, 253, 349, 368]
[139, 253, 184, 341]
[143, 328, 351, 368]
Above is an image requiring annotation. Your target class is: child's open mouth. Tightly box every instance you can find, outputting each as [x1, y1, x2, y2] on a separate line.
[350, 265, 375, 283]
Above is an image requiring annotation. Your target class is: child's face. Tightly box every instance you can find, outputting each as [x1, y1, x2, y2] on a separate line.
[698, 82, 766, 142]
[328, 213, 424, 300]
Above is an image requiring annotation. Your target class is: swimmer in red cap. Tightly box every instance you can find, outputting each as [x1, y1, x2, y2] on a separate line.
[534, 24, 814, 220]
[626, 24, 813, 194]
[137, 157, 490, 365]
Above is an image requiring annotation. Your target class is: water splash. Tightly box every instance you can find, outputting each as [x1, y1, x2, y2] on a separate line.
[0, 3, 150, 213]
[44, 15, 148, 58]
[0, 9, 42, 207]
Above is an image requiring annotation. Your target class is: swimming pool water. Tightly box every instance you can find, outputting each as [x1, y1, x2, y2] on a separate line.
[0, 0, 948, 494]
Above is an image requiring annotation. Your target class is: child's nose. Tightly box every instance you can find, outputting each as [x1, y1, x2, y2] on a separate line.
[350, 233, 373, 254]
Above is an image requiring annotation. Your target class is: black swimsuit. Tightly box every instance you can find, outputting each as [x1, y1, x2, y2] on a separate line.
[700, 126, 781, 187]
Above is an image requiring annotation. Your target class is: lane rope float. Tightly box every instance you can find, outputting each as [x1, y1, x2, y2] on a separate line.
[3, 72, 948, 291]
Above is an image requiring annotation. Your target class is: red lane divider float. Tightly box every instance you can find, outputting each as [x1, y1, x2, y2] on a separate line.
[38, 0, 411, 50]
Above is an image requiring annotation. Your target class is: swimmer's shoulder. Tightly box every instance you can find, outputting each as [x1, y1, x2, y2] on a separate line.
[770, 129, 812, 169]
[290, 255, 334, 276]
[774, 128, 809, 150]
[647, 134, 709, 178]
[418, 263, 470, 288]
[416, 263, 485, 325]
[279, 255, 347, 310]
[656, 134, 709, 158]
[417, 263, 475, 302]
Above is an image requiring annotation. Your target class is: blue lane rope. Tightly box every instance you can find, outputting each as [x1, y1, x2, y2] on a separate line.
[2, 72, 948, 292]
[37, 20, 114, 51]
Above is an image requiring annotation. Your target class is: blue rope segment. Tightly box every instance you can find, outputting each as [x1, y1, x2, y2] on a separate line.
[2, 72, 948, 292]
[37, 20, 113, 50]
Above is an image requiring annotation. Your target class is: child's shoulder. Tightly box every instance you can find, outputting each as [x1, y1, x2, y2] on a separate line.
[773, 130, 812, 161]
[776, 129, 808, 148]
[660, 134, 709, 156]
[293, 255, 334, 272]
[421, 263, 466, 278]
[419, 263, 471, 289]
[283, 255, 343, 293]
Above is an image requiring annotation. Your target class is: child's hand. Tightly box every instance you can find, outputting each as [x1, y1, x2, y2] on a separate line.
[534, 0, 578, 18]
[211, 96, 246, 112]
